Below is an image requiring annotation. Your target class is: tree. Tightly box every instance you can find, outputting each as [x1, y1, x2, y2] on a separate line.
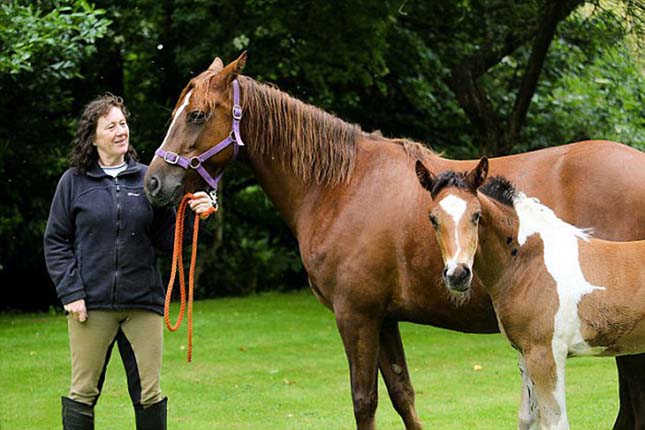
[1, 0, 642, 310]
[0, 0, 111, 310]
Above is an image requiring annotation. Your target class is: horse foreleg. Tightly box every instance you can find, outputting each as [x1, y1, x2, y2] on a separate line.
[517, 353, 539, 430]
[614, 354, 645, 430]
[379, 321, 423, 430]
[523, 345, 569, 430]
[336, 310, 381, 430]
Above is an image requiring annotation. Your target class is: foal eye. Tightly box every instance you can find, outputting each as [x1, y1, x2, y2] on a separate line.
[471, 211, 481, 224]
[188, 110, 207, 124]
[429, 214, 439, 227]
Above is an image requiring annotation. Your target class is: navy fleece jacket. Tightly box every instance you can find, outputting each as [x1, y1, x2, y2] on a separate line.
[44, 159, 187, 315]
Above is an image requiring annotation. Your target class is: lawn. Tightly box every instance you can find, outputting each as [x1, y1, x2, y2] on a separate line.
[0, 290, 618, 429]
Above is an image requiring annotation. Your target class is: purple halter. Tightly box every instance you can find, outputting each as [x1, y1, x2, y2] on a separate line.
[155, 79, 245, 204]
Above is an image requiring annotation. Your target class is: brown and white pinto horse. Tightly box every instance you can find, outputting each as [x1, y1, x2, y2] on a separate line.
[415, 158, 645, 430]
[144, 52, 645, 430]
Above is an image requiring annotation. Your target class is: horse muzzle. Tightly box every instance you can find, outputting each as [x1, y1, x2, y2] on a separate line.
[442, 263, 472, 293]
[144, 173, 182, 207]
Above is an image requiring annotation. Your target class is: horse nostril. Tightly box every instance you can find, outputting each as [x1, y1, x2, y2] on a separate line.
[147, 176, 160, 196]
[442, 267, 448, 278]
[146, 176, 161, 197]
[461, 266, 470, 282]
[460, 266, 471, 282]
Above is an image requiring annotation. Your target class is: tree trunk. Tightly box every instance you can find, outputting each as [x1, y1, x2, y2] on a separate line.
[447, 0, 585, 156]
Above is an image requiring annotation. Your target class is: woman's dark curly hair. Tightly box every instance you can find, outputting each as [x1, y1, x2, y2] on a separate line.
[70, 93, 138, 173]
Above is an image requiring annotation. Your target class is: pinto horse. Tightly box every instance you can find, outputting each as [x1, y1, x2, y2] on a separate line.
[144, 52, 645, 430]
[415, 158, 645, 429]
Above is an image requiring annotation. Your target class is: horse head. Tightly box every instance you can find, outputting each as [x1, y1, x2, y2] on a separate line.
[415, 157, 489, 294]
[145, 52, 248, 207]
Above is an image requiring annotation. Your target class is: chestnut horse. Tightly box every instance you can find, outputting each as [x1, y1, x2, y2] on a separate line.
[415, 158, 645, 429]
[144, 53, 645, 430]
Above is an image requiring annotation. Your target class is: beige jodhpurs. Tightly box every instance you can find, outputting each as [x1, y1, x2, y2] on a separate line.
[67, 309, 163, 408]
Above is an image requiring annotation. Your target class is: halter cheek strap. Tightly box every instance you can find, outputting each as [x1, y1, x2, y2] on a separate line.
[155, 79, 245, 201]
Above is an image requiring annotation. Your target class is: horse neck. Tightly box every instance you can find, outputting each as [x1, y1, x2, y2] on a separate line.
[237, 77, 361, 236]
[242, 152, 321, 235]
[473, 195, 522, 294]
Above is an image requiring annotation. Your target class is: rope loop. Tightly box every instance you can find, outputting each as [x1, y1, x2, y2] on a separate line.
[163, 193, 216, 362]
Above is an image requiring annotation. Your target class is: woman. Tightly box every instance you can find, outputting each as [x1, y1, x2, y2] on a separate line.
[44, 93, 213, 429]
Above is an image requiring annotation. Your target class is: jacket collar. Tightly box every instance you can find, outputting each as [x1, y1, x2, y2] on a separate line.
[86, 157, 143, 178]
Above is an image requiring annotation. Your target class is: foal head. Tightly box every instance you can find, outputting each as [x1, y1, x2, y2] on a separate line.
[415, 158, 489, 294]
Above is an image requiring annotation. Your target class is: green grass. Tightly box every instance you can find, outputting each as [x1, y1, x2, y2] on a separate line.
[0, 290, 618, 429]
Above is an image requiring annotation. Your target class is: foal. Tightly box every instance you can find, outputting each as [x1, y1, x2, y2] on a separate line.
[415, 158, 645, 430]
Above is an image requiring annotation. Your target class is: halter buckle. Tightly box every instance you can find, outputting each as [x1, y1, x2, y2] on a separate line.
[232, 105, 242, 120]
[163, 152, 179, 165]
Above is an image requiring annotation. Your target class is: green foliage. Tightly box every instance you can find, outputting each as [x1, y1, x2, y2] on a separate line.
[522, 10, 645, 151]
[0, 0, 111, 310]
[1, 0, 643, 309]
[195, 179, 305, 297]
[0, 0, 110, 79]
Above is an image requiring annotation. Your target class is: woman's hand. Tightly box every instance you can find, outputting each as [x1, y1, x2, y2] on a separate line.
[64, 299, 88, 322]
[189, 191, 216, 219]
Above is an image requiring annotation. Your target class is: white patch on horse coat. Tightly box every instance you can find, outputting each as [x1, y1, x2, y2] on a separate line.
[439, 194, 468, 273]
[513, 193, 606, 425]
[155, 90, 193, 157]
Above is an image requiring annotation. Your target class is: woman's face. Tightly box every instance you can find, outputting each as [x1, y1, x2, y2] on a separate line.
[95, 106, 129, 166]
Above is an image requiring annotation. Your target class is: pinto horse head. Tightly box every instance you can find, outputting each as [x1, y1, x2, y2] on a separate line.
[145, 52, 248, 207]
[415, 157, 488, 294]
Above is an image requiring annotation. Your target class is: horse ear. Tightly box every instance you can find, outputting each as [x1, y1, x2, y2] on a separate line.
[466, 157, 489, 190]
[415, 160, 436, 193]
[219, 51, 248, 87]
[232, 51, 247, 77]
[208, 57, 224, 72]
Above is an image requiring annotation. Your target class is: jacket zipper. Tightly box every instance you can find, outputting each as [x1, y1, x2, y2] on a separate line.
[112, 177, 121, 307]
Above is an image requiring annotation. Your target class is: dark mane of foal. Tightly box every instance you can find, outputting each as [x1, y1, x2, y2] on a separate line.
[430, 170, 518, 206]
[429, 171, 472, 199]
[479, 176, 517, 206]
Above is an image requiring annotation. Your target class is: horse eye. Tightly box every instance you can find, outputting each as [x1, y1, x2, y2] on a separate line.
[188, 110, 207, 124]
[429, 214, 439, 227]
[472, 211, 481, 224]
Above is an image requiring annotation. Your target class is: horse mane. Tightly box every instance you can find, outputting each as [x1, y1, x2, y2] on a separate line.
[185, 71, 436, 185]
[238, 76, 364, 185]
[430, 171, 471, 198]
[513, 193, 593, 241]
[479, 175, 592, 240]
[480, 176, 517, 206]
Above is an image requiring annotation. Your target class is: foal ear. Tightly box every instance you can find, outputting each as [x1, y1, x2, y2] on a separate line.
[415, 160, 436, 192]
[466, 157, 489, 190]
[208, 57, 224, 73]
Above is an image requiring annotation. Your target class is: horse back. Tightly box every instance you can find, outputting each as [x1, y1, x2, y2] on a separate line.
[492, 140, 645, 241]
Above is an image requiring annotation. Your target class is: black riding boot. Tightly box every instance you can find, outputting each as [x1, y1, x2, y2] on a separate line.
[134, 397, 167, 430]
[62, 397, 94, 430]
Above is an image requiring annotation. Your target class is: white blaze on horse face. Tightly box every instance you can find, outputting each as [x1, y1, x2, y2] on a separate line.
[438, 194, 472, 274]
[514, 195, 605, 420]
[155, 90, 193, 157]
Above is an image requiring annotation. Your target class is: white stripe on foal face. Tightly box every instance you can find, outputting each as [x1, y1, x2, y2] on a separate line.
[155, 90, 193, 157]
[438, 194, 470, 274]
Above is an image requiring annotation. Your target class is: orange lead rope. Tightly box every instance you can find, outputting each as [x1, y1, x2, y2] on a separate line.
[164, 193, 216, 362]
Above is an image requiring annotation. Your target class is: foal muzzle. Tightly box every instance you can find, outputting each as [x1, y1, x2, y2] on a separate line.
[442, 263, 472, 292]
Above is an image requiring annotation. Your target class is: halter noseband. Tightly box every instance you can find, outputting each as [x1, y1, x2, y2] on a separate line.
[155, 79, 245, 205]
